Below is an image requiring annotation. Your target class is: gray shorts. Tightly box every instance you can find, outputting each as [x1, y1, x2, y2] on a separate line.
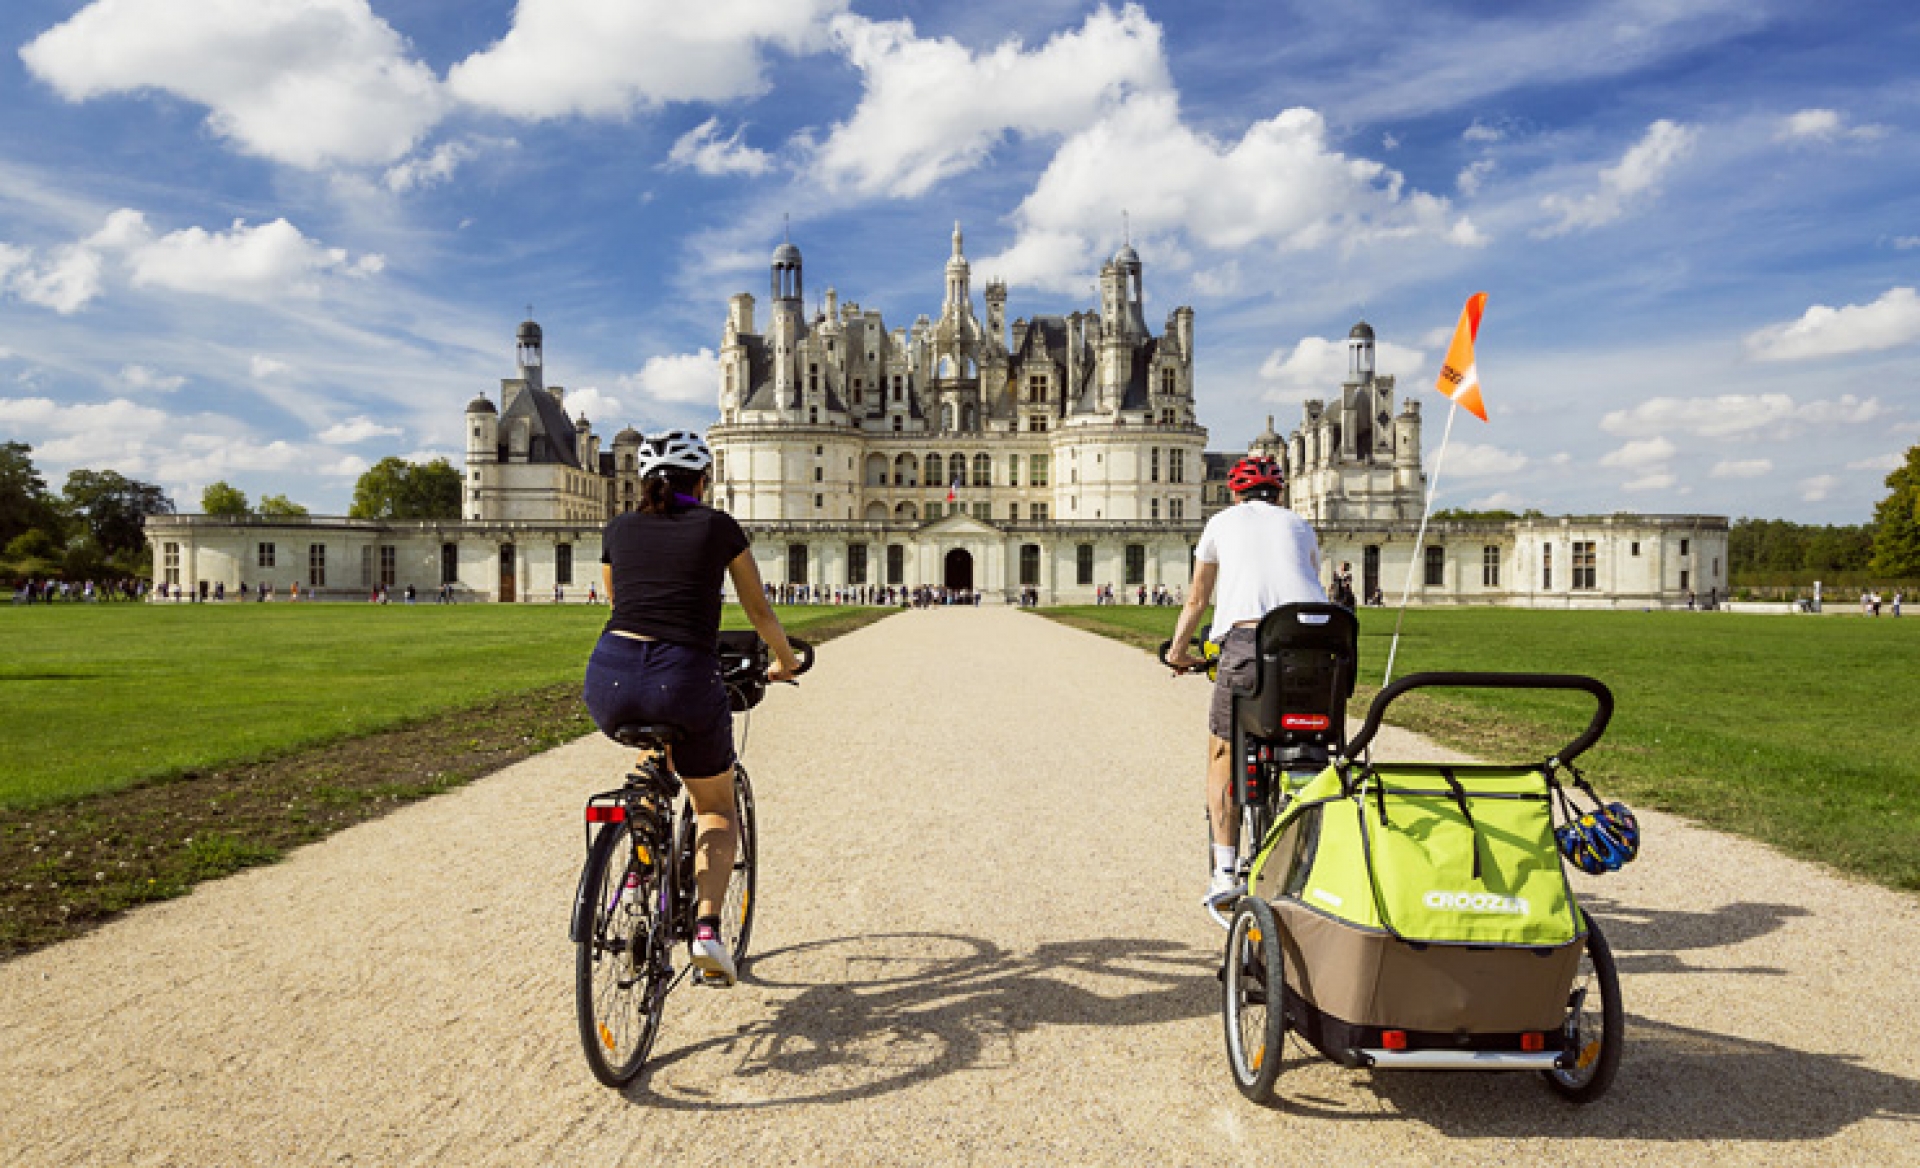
[1209, 628, 1257, 739]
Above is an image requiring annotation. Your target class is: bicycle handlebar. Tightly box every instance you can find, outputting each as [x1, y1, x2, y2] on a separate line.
[719, 635, 814, 686]
[1342, 671, 1614, 767]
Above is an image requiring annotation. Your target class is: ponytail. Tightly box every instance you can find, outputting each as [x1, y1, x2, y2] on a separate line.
[638, 469, 704, 514]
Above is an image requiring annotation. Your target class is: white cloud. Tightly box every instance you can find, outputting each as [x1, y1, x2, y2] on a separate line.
[316, 415, 401, 445]
[1623, 471, 1677, 491]
[449, 0, 843, 120]
[559, 386, 624, 425]
[2, 209, 385, 312]
[666, 119, 775, 178]
[1381, 132, 1399, 150]
[1600, 393, 1884, 438]
[250, 355, 291, 379]
[1894, 236, 1920, 251]
[118, 364, 184, 393]
[1744, 287, 1920, 361]
[985, 96, 1479, 291]
[1776, 108, 1888, 142]
[1538, 119, 1694, 235]
[1847, 452, 1904, 473]
[810, 5, 1168, 199]
[1467, 490, 1526, 510]
[1801, 474, 1839, 502]
[1457, 159, 1496, 196]
[384, 138, 512, 194]
[1258, 335, 1426, 402]
[1462, 119, 1504, 143]
[619, 349, 718, 406]
[1599, 437, 1676, 469]
[1445, 442, 1530, 479]
[1710, 458, 1771, 479]
[20, 0, 446, 169]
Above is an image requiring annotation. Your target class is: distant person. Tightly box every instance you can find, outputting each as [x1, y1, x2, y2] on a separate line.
[1334, 561, 1356, 608]
[1894, 591, 1903, 618]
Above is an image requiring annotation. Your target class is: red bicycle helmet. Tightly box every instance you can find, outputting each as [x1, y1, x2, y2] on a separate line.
[1226, 456, 1284, 494]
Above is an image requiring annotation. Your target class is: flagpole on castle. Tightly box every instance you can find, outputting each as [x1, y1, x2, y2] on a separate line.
[1382, 292, 1488, 687]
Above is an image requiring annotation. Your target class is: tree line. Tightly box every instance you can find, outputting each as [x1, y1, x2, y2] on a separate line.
[3, 443, 462, 585]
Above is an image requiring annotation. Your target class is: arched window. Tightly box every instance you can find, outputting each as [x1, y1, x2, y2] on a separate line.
[895, 452, 918, 487]
[924, 453, 943, 488]
[972, 453, 990, 487]
[895, 502, 919, 522]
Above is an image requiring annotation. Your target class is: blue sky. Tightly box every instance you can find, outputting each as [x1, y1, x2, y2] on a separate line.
[0, 0, 1915, 522]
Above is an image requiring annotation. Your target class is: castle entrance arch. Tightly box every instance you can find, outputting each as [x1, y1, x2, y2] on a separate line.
[943, 548, 974, 592]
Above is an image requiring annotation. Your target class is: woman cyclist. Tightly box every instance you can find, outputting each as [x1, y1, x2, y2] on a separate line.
[582, 429, 802, 986]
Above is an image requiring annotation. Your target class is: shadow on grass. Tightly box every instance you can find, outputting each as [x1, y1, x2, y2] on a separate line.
[624, 933, 1217, 1109]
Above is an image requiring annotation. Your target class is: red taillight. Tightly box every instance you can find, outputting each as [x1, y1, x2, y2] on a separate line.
[1282, 714, 1330, 731]
[1381, 1030, 1408, 1051]
[584, 805, 626, 824]
[1521, 1032, 1546, 1052]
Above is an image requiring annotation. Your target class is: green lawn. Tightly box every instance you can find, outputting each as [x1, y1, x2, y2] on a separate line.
[1040, 605, 1920, 891]
[0, 603, 861, 809]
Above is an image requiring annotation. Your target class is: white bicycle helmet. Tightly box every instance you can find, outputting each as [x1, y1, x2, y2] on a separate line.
[636, 429, 713, 478]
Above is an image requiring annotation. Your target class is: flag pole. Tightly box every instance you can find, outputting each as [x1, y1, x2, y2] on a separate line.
[1382, 397, 1460, 687]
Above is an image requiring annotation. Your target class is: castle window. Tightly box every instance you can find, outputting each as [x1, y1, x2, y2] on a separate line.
[1029, 415, 1047, 433]
[380, 545, 397, 588]
[1151, 498, 1160, 520]
[1170, 498, 1184, 521]
[809, 407, 818, 424]
[927, 502, 942, 520]
[556, 543, 572, 586]
[1019, 544, 1040, 587]
[849, 543, 868, 586]
[441, 543, 458, 585]
[1573, 541, 1597, 590]
[893, 376, 902, 402]
[1076, 544, 1094, 586]
[853, 377, 863, 405]
[787, 544, 808, 584]
[887, 543, 904, 585]
[972, 502, 990, 521]
[1483, 545, 1500, 587]
[814, 466, 823, 482]
[972, 453, 990, 487]
[1009, 454, 1021, 486]
[257, 542, 276, 569]
[1169, 449, 1185, 483]
[1161, 368, 1175, 395]
[1009, 502, 1020, 523]
[309, 544, 327, 588]
[1124, 545, 1145, 587]
[1029, 375, 1048, 403]
[1033, 502, 1048, 521]
[1030, 454, 1049, 486]
[164, 542, 180, 587]
[1425, 546, 1444, 588]
[1151, 448, 1160, 483]
[1542, 543, 1553, 590]
[814, 493, 823, 509]
[892, 416, 902, 432]
[1680, 538, 1690, 556]
[1631, 541, 1640, 556]
[925, 453, 943, 487]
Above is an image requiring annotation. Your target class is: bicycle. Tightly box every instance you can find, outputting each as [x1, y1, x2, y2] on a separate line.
[570, 631, 814, 1088]
[1160, 602, 1359, 927]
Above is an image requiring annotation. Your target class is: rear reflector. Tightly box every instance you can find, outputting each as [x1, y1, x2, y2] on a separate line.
[1382, 1030, 1408, 1051]
[585, 805, 626, 823]
[1282, 714, 1331, 731]
[1521, 1032, 1546, 1052]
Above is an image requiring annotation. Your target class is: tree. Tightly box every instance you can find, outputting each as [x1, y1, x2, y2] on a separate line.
[201, 480, 251, 516]
[63, 468, 173, 556]
[1870, 445, 1920, 576]
[350, 457, 461, 521]
[256, 493, 309, 518]
[1, 442, 64, 549]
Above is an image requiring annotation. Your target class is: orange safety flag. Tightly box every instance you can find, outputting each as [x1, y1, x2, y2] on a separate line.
[1435, 292, 1489, 422]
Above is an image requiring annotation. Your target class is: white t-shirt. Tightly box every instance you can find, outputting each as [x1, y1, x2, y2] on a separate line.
[1195, 501, 1328, 641]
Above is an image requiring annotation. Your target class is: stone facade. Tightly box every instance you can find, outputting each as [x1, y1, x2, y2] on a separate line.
[148, 230, 1727, 608]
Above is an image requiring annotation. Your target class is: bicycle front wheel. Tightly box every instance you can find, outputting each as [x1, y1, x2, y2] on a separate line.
[575, 821, 668, 1087]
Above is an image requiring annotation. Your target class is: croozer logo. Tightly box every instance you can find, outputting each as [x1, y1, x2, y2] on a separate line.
[1424, 890, 1530, 915]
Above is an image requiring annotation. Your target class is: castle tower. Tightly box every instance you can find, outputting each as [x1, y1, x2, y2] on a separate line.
[464, 392, 498, 522]
[770, 240, 804, 415]
[984, 278, 1007, 354]
[1348, 320, 1375, 382]
[517, 317, 544, 393]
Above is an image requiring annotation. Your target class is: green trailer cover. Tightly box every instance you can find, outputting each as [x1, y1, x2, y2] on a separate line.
[1251, 764, 1582, 949]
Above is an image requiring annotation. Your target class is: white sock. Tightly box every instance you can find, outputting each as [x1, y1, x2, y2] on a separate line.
[1212, 844, 1238, 875]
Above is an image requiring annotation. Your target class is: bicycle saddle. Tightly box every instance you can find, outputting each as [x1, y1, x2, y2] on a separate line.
[612, 723, 684, 749]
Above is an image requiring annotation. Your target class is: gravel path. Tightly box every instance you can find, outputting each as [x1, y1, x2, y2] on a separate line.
[2, 606, 1916, 1166]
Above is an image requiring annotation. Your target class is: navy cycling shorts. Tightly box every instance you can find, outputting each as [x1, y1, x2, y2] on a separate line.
[582, 632, 736, 777]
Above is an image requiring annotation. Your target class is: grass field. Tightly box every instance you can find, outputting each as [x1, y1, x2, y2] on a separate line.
[0, 603, 861, 810]
[1041, 605, 1920, 892]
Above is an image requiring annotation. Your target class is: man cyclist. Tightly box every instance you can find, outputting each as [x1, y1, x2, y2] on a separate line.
[582, 429, 802, 986]
[1165, 455, 1328, 909]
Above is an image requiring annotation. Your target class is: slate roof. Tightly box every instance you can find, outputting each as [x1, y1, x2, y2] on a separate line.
[500, 380, 581, 468]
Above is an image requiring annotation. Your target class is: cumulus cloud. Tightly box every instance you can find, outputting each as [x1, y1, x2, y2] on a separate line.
[1457, 159, 1496, 196]
[1623, 471, 1677, 491]
[1445, 442, 1531, 479]
[20, 0, 446, 169]
[449, 0, 843, 119]
[1538, 119, 1693, 236]
[1, 209, 383, 312]
[666, 119, 775, 177]
[985, 96, 1480, 291]
[1710, 458, 1771, 479]
[1599, 437, 1676, 469]
[316, 415, 401, 445]
[619, 349, 718, 406]
[119, 364, 184, 393]
[559, 386, 623, 424]
[384, 137, 512, 193]
[809, 4, 1168, 198]
[1599, 393, 1883, 438]
[1801, 474, 1838, 502]
[1258, 335, 1426, 402]
[1744, 287, 1920, 361]
[1776, 108, 1888, 142]
[1847, 452, 1904, 473]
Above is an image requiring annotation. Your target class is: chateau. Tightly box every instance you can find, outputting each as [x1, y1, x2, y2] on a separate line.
[148, 229, 1727, 608]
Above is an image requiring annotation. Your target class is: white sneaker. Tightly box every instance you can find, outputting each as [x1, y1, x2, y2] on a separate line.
[689, 922, 737, 987]
[1203, 869, 1245, 909]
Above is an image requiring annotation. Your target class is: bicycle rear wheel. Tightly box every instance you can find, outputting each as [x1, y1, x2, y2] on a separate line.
[575, 821, 669, 1087]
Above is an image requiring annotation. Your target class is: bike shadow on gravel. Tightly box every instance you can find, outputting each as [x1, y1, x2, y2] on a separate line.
[1251, 895, 1920, 1140]
[624, 932, 1217, 1109]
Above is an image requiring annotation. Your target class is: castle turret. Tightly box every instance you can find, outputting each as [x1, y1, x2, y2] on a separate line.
[465, 393, 498, 521]
[517, 318, 543, 393]
[1348, 320, 1375, 382]
[770, 240, 804, 415]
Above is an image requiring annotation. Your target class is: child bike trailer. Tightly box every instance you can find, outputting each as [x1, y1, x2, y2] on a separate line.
[1223, 672, 1624, 1105]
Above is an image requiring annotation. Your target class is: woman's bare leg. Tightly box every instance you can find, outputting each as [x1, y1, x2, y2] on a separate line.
[679, 768, 737, 920]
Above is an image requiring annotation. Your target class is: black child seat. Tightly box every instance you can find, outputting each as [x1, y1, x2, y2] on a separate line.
[1233, 601, 1360, 752]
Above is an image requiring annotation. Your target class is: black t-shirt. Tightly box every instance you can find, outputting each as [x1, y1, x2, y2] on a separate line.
[600, 505, 751, 650]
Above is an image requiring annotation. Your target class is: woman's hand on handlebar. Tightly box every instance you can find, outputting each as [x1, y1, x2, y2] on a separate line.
[768, 637, 814, 684]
